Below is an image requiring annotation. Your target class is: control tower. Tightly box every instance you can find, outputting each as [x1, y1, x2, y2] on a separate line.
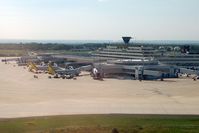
[122, 36, 132, 44]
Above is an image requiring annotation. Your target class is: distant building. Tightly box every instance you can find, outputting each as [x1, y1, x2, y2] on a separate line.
[93, 44, 199, 67]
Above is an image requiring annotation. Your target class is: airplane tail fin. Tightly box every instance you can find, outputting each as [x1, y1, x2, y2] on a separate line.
[28, 62, 38, 71]
[48, 64, 56, 75]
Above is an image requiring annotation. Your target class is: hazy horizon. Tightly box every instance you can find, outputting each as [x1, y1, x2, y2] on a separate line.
[0, 0, 199, 40]
[1, 39, 199, 45]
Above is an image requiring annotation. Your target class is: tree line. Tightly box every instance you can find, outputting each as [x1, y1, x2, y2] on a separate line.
[0, 42, 199, 53]
[0, 43, 109, 51]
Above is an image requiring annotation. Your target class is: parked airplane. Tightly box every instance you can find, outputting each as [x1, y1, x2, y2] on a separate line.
[48, 64, 81, 77]
[27, 62, 58, 73]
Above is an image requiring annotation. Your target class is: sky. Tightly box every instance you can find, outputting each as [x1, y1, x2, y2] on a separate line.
[0, 0, 199, 41]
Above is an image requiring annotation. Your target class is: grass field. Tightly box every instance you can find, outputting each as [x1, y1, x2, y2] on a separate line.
[0, 114, 199, 133]
[0, 49, 91, 57]
[0, 50, 27, 56]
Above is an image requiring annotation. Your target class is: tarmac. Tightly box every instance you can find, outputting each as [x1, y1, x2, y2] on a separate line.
[0, 58, 199, 118]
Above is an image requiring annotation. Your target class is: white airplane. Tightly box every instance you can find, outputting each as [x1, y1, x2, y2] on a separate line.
[48, 64, 81, 77]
